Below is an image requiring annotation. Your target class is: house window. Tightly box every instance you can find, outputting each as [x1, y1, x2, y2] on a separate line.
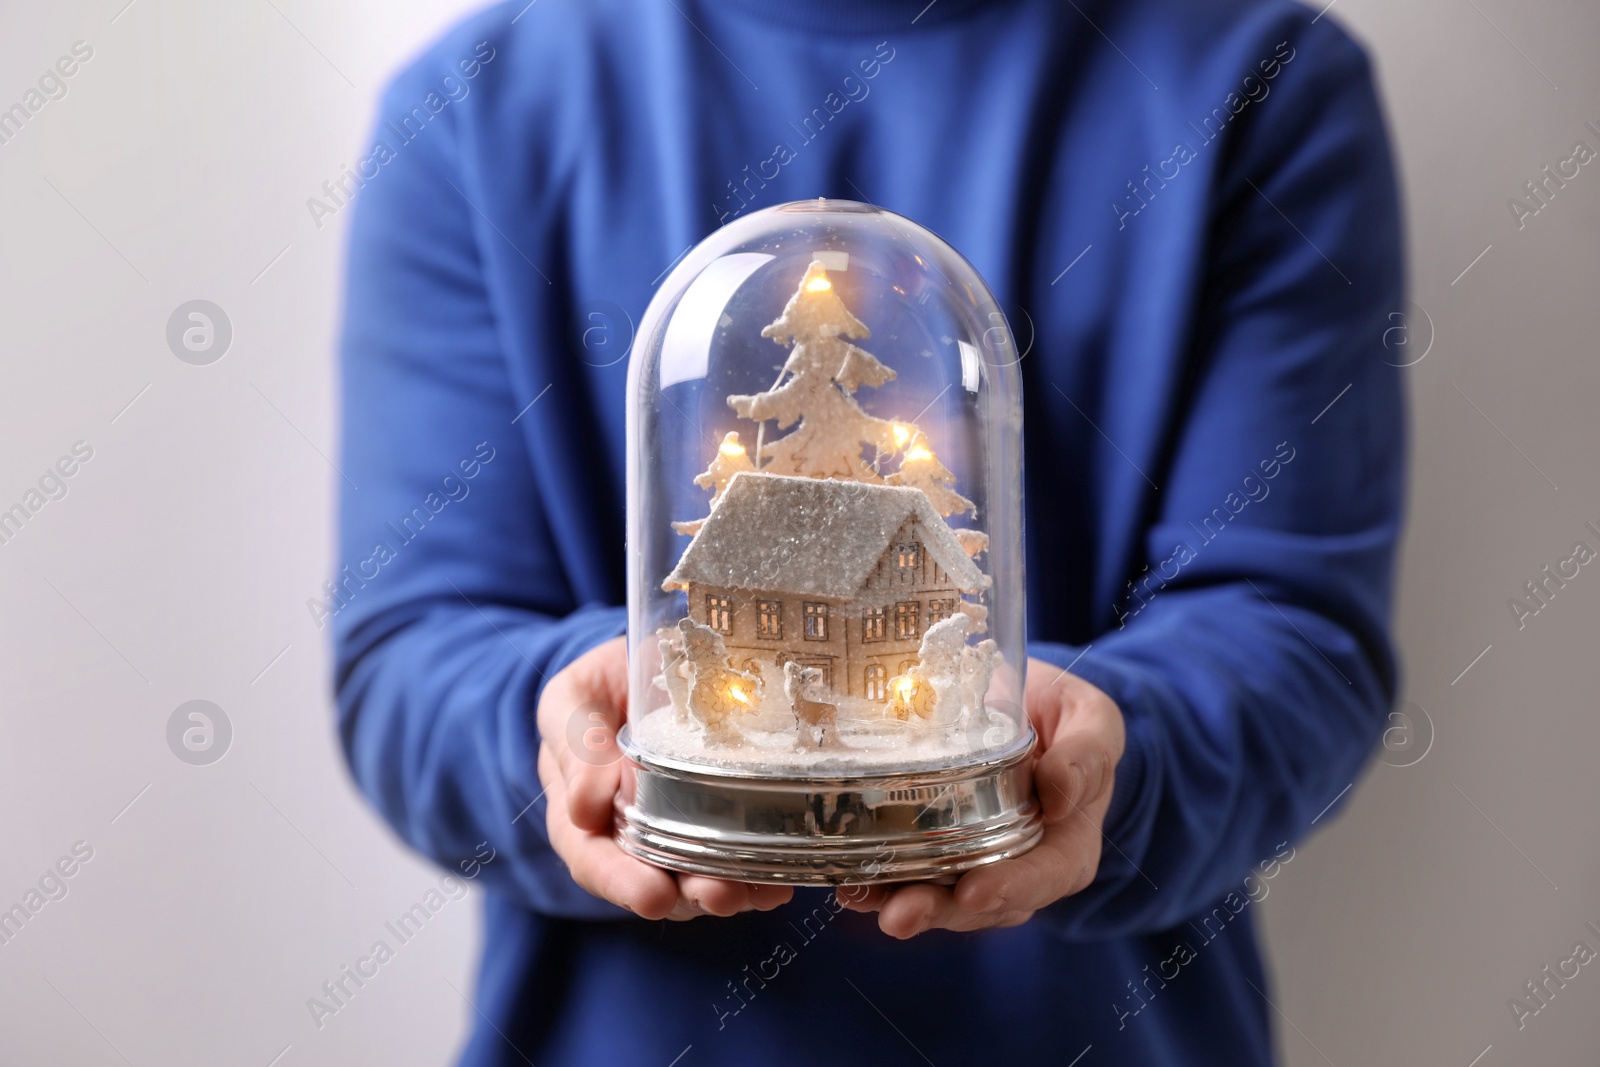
[894, 601, 919, 640]
[803, 602, 829, 641]
[928, 598, 957, 625]
[899, 660, 917, 676]
[706, 594, 732, 634]
[862, 606, 886, 642]
[755, 600, 783, 639]
[864, 664, 887, 702]
[896, 541, 922, 580]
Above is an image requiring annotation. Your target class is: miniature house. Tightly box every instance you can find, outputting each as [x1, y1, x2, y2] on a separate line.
[663, 470, 985, 701]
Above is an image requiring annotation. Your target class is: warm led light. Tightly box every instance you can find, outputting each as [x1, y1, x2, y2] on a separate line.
[905, 446, 933, 462]
[805, 276, 832, 292]
[892, 423, 912, 448]
[720, 440, 747, 457]
[895, 677, 915, 697]
[728, 685, 750, 705]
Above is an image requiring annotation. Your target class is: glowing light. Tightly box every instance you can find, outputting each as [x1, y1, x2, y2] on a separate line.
[895, 677, 916, 697]
[892, 423, 912, 448]
[805, 275, 832, 293]
[720, 440, 747, 457]
[905, 446, 933, 462]
[728, 684, 750, 705]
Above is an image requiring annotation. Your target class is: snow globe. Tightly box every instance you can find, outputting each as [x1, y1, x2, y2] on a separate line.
[617, 199, 1038, 884]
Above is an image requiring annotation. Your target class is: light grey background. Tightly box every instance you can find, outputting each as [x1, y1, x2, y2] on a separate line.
[0, 1, 1595, 1064]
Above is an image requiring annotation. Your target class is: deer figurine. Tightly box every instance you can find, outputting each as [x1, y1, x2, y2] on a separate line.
[783, 661, 838, 750]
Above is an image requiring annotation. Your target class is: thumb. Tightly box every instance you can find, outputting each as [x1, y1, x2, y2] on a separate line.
[1035, 735, 1109, 825]
[563, 695, 625, 832]
[536, 637, 629, 834]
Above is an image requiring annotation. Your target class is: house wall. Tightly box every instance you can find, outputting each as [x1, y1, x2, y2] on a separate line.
[846, 516, 967, 699]
[686, 515, 969, 700]
[687, 583, 848, 693]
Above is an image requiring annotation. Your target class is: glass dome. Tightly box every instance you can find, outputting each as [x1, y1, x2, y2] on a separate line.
[618, 200, 1036, 883]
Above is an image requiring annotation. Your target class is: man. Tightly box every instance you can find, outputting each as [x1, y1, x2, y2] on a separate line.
[333, 0, 1403, 1062]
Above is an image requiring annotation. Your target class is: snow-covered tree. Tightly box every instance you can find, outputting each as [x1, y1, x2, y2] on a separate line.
[887, 430, 976, 518]
[673, 431, 754, 536]
[727, 261, 898, 481]
[696, 431, 756, 503]
[953, 529, 989, 558]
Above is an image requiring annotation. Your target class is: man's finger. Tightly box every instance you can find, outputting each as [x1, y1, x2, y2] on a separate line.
[565, 738, 623, 832]
[1034, 736, 1110, 824]
[875, 882, 955, 939]
[677, 874, 752, 917]
[543, 769, 679, 920]
[836, 883, 890, 913]
[539, 639, 629, 834]
[539, 728, 613, 837]
[746, 882, 797, 912]
[953, 819, 1102, 916]
[665, 898, 709, 921]
[877, 882, 1041, 936]
[677, 874, 794, 917]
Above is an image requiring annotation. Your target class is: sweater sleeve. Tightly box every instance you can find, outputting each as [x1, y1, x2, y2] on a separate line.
[330, 63, 625, 920]
[1036, 25, 1405, 938]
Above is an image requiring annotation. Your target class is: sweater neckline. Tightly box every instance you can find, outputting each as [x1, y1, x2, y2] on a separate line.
[716, 0, 1000, 34]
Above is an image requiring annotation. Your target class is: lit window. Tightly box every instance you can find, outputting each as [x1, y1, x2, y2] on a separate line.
[894, 601, 919, 640]
[803, 602, 829, 640]
[899, 660, 917, 675]
[756, 600, 783, 639]
[928, 598, 957, 625]
[896, 541, 922, 579]
[862, 606, 886, 642]
[706, 594, 732, 634]
[864, 664, 887, 702]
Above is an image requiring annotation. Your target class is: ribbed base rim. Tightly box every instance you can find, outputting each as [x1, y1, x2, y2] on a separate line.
[614, 734, 1042, 885]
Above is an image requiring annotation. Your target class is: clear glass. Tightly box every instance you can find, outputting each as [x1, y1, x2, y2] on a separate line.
[625, 200, 1026, 778]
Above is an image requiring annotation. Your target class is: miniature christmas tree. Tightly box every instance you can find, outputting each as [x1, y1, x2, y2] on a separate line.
[672, 431, 754, 536]
[887, 430, 975, 518]
[696, 431, 756, 503]
[727, 261, 899, 481]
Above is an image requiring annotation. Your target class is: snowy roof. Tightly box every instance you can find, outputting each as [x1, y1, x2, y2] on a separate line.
[664, 471, 984, 599]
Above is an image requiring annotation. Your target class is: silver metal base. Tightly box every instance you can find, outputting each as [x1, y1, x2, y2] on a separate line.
[614, 731, 1042, 885]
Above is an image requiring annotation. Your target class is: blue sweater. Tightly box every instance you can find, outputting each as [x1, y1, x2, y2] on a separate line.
[333, 0, 1404, 1063]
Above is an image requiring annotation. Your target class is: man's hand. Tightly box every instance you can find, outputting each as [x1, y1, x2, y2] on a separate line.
[842, 657, 1126, 938]
[535, 637, 795, 920]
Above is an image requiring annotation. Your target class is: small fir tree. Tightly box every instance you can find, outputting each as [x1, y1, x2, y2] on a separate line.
[672, 431, 755, 536]
[727, 261, 898, 481]
[887, 430, 976, 518]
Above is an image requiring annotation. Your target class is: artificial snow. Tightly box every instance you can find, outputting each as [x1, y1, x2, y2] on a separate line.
[630, 693, 1020, 775]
